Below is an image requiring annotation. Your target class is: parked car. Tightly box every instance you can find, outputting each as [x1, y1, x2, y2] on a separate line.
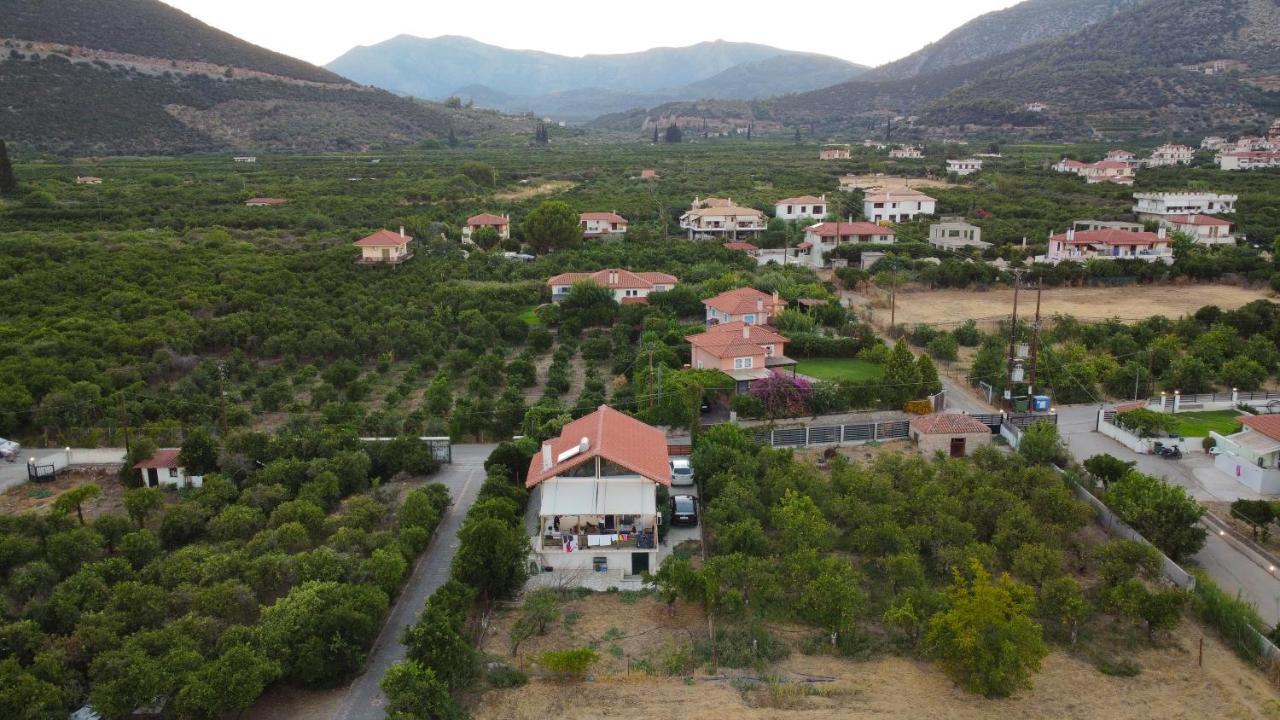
[670, 458, 695, 486]
[700, 398, 712, 414]
[670, 494, 698, 526]
[0, 438, 18, 463]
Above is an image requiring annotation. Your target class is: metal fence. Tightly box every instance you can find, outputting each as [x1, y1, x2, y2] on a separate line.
[750, 420, 910, 448]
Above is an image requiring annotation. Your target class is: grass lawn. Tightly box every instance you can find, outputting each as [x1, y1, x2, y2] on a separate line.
[518, 307, 540, 325]
[1170, 410, 1243, 437]
[794, 358, 884, 382]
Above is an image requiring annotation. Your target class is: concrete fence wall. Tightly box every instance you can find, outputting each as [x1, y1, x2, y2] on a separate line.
[1098, 412, 1149, 453]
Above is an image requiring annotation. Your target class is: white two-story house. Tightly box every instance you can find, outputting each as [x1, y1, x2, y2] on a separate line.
[546, 268, 677, 304]
[774, 195, 828, 221]
[580, 212, 629, 238]
[526, 405, 671, 580]
[863, 189, 937, 223]
[1133, 192, 1237, 221]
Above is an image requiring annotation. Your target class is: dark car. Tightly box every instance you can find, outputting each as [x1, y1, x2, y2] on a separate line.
[670, 494, 698, 526]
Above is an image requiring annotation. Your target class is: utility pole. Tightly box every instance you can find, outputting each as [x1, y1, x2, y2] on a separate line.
[1004, 269, 1025, 410]
[118, 392, 131, 454]
[1027, 279, 1043, 396]
[217, 363, 228, 436]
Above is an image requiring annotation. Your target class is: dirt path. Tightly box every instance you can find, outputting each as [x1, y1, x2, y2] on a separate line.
[494, 180, 575, 202]
[859, 284, 1271, 330]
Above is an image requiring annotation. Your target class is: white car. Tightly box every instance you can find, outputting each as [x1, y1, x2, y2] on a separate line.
[0, 438, 19, 463]
[670, 458, 695, 486]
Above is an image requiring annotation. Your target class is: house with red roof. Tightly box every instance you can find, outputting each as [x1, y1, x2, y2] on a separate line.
[526, 405, 670, 578]
[703, 287, 786, 326]
[680, 197, 767, 240]
[546, 268, 677, 304]
[1161, 214, 1235, 246]
[722, 241, 759, 256]
[819, 145, 851, 160]
[1211, 414, 1280, 494]
[687, 322, 794, 392]
[1042, 225, 1172, 265]
[133, 448, 203, 488]
[354, 227, 413, 266]
[774, 194, 828, 221]
[909, 413, 993, 457]
[1054, 157, 1136, 184]
[462, 213, 511, 244]
[639, 168, 658, 180]
[579, 212, 628, 238]
[1146, 143, 1195, 167]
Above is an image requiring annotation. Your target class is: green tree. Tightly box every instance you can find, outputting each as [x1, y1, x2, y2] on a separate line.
[0, 657, 64, 718]
[402, 601, 475, 688]
[171, 644, 280, 720]
[451, 515, 529, 602]
[509, 588, 560, 655]
[771, 490, 833, 554]
[256, 581, 390, 686]
[425, 373, 453, 417]
[179, 427, 220, 475]
[1082, 453, 1135, 489]
[1104, 472, 1206, 561]
[925, 562, 1048, 697]
[881, 339, 920, 409]
[664, 125, 683, 143]
[53, 484, 101, 525]
[1037, 576, 1087, 644]
[122, 484, 162, 525]
[471, 225, 500, 250]
[380, 660, 464, 720]
[523, 200, 581, 254]
[914, 353, 943, 397]
[540, 647, 599, 679]
[0, 140, 16, 195]
[1219, 356, 1267, 391]
[1018, 421, 1066, 466]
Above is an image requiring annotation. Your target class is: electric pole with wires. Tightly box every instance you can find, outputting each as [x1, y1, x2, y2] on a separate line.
[1004, 269, 1026, 410]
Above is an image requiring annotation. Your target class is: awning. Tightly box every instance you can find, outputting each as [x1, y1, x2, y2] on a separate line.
[539, 477, 656, 516]
[1231, 431, 1280, 455]
[725, 368, 772, 382]
[765, 355, 797, 368]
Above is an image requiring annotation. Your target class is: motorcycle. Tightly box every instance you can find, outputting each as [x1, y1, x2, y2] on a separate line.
[1152, 441, 1182, 459]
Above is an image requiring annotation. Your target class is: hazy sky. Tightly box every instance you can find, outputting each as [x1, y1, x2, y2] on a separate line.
[160, 0, 1021, 67]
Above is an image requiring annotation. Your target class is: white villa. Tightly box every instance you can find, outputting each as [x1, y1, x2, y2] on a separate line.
[546, 268, 677, 304]
[354, 228, 414, 266]
[763, 221, 895, 267]
[863, 189, 937, 223]
[1217, 151, 1280, 171]
[1161, 214, 1235, 245]
[1211, 415, 1280, 494]
[579, 212, 628, 238]
[928, 219, 989, 249]
[463, 213, 511, 244]
[889, 146, 924, 159]
[526, 406, 671, 581]
[819, 145, 851, 160]
[1133, 191, 1237, 220]
[774, 195, 828, 221]
[1042, 226, 1172, 265]
[1146, 144, 1195, 167]
[679, 197, 767, 240]
[946, 158, 983, 176]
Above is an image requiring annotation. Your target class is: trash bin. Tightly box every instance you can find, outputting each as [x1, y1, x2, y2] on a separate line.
[1032, 395, 1050, 412]
[1013, 397, 1029, 412]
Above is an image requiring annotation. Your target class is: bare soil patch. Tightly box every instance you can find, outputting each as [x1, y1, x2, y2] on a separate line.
[494, 180, 575, 202]
[862, 284, 1271, 329]
[471, 594, 1280, 720]
[0, 468, 133, 520]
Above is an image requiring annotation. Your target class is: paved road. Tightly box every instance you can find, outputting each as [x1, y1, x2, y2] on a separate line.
[332, 444, 494, 720]
[1056, 405, 1280, 626]
[940, 375, 997, 414]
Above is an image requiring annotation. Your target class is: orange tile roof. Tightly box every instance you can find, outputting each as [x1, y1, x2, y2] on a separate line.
[134, 448, 181, 469]
[467, 213, 509, 227]
[910, 413, 990, 435]
[776, 195, 826, 205]
[1241, 415, 1280, 442]
[722, 242, 758, 251]
[580, 212, 628, 224]
[354, 229, 411, 247]
[1051, 228, 1165, 246]
[1168, 214, 1230, 227]
[686, 322, 788, 358]
[806, 221, 893, 238]
[525, 405, 671, 488]
[703, 287, 785, 316]
[545, 268, 677, 290]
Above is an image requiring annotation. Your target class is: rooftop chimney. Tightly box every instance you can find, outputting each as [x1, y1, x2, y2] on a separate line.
[756, 298, 764, 312]
[773, 290, 781, 307]
[579, 436, 590, 452]
[743, 324, 750, 339]
[541, 443, 552, 470]
[399, 226, 405, 237]
[1158, 227, 1167, 240]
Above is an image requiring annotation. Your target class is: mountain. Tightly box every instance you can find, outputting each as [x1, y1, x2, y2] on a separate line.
[0, 0, 527, 154]
[326, 36, 866, 120]
[863, 0, 1142, 82]
[601, 0, 1280, 140]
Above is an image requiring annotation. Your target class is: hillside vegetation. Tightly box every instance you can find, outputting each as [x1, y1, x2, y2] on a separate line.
[0, 0, 344, 83]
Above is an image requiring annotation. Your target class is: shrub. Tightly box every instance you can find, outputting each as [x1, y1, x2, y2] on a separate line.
[539, 647, 598, 679]
[487, 664, 528, 688]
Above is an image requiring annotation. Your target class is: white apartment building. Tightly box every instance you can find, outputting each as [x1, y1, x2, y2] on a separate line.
[773, 195, 828, 221]
[863, 189, 937, 223]
[1146, 144, 1195, 167]
[1133, 191, 1237, 220]
[946, 158, 983, 176]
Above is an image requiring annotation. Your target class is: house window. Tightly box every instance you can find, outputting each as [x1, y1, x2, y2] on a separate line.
[815, 206, 824, 214]
[168, 468, 178, 478]
[787, 205, 794, 214]
[744, 314, 755, 325]
[734, 357, 754, 370]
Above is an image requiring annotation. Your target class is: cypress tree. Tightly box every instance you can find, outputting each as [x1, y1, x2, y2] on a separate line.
[0, 140, 16, 195]
[653, 125, 659, 143]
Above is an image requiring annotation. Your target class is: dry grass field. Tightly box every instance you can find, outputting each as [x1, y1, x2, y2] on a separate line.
[471, 594, 1280, 720]
[862, 284, 1272, 329]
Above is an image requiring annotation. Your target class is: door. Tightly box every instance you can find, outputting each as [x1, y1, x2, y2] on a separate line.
[147, 468, 159, 487]
[949, 437, 966, 458]
[381, 248, 390, 261]
[631, 552, 650, 575]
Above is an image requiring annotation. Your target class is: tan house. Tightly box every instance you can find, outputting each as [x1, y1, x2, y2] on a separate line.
[703, 287, 786, 326]
[463, 213, 511, 243]
[928, 219, 989, 249]
[245, 197, 286, 206]
[909, 413, 992, 457]
[580, 212, 628, 238]
[889, 146, 923, 159]
[547, 268, 677, 304]
[1162, 214, 1234, 245]
[1042, 226, 1171, 265]
[819, 145, 851, 160]
[526, 405, 670, 580]
[687, 322, 794, 392]
[355, 227, 414, 265]
[679, 198, 767, 240]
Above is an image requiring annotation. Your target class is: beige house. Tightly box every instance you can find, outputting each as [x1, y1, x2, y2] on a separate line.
[463, 213, 511, 243]
[819, 145, 851, 160]
[679, 198, 766, 240]
[355, 227, 413, 265]
[929, 219, 988, 249]
[909, 414, 992, 457]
